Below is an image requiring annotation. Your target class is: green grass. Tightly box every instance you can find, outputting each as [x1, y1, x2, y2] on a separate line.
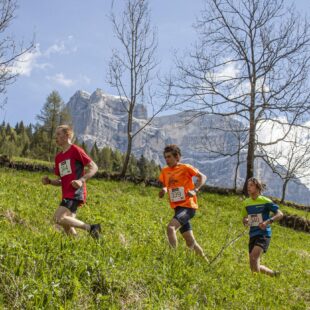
[10, 156, 310, 219]
[0, 168, 309, 309]
[280, 204, 309, 219]
[12, 156, 54, 167]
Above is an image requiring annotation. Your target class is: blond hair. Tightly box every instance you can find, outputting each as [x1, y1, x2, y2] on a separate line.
[57, 125, 74, 140]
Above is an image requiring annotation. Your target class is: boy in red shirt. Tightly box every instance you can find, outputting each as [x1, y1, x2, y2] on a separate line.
[159, 144, 208, 260]
[42, 125, 101, 239]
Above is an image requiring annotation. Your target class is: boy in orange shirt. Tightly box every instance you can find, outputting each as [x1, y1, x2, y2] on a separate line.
[159, 144, 208, 260]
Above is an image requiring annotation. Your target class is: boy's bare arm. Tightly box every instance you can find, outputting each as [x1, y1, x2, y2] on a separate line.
[72, 161, 98, 189]
[42, 176, 61, 186]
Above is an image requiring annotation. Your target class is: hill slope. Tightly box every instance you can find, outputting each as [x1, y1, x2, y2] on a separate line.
[0, 168, 309, 309]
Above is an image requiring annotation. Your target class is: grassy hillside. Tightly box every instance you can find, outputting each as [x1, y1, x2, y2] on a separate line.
[0, 168, 309, 309]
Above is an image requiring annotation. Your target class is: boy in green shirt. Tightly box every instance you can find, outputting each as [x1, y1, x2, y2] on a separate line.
[242, 178, 283, 276]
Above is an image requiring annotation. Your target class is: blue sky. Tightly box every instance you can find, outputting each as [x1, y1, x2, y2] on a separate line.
[2, 0, 310, 125]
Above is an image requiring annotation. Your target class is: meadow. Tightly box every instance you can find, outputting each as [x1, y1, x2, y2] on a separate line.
[0, 168, 309, 309]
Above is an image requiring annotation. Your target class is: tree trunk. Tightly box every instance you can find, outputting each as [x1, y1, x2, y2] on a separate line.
[120, 136, 132, 178]
[281, 180, 289, 203]
[243, 110, 256, 195]
[120, 107, 134, 178]
[234, 139, 242, 192]
[234, 155, 240, 192]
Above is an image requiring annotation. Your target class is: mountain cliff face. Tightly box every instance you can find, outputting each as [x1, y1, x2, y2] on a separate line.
[66, 89, 310, 205]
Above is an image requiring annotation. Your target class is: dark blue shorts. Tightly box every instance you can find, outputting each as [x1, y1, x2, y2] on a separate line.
[249, 235, 271, 253]
[60, 199, 82, 213]
[173, 206, 196, 234]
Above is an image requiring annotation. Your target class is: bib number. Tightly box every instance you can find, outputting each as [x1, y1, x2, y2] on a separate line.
[59, 159, 72, 177]
[248, 214, 263, 227]
[169, 187, 185, 202]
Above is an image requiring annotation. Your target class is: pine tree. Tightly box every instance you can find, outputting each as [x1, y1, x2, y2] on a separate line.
[0, 124, 6, 143]
[90, 142, 99, 164]
[36, 90, 71, 160]
[137, 154, 148, 179]
[21, 141, 30, 157]
[128, 154, 139, 176]
[149, 159, 160, 178]
[16, 121, 25, 135]
[0, 140, 16, 159]
[101, 147, 113, 172]
[26, 124, 33, 140]
[5, 123, 11, 136]
[29, 126, 49, 160]
[112, 149, 124, 173]
[80, 141, 89, 153]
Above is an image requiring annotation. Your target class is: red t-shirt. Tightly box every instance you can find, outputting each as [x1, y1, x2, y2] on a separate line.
[55, 144, 92, 202]
[159, 163, 199, 209]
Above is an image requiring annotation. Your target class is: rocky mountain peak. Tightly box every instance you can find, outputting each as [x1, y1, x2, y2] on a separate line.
[66, 88, 310, 205]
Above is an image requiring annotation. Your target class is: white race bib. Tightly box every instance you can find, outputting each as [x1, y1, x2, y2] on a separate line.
[59, 159, 72, 177]
[248, 214, 263, 227]
[169, 187, 185, 202]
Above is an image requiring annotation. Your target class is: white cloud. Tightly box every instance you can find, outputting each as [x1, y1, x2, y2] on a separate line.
[46, 73, 75, 87]
[257, 117, 288, 145]
[9, 44, 54, 77]
[35, 62, 53, 70]
[257, 118, 310, 187]
[205, 61, 239, 82]
[8, 36, 78, 78]
[205, 61, 270, 100]
[45, 73, 92, 88]
[256, 118, 310, 148]
[44, 36, 77, 57]
[10, 45, 41, 76]
[45, 42, 66, 56]
[216, 63, 239, 80]
[80, 74, 91, 85]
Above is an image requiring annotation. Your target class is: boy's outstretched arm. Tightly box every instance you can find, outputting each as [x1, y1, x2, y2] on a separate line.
[195, 172, 207, 191]
[42, 176, 61, 186]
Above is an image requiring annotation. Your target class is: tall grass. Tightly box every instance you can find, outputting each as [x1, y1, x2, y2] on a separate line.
[0, 168, 309, 309]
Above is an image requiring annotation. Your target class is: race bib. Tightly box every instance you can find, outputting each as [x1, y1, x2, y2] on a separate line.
[248, 214, 263, 227]
[169, 187, 185, 202]
[59, 159, 72, 177]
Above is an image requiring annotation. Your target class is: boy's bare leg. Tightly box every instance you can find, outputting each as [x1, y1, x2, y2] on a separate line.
[249, 246, 275, 276]
[54, 206, 90, 231]
[182, 230, 208, 261]
[62, 213, 78, 236]
[167, 218, 181, 248]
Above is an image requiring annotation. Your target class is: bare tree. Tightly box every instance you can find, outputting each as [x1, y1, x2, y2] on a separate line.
[169, 0, 310, 194]
[0, 0, 34, 103]
[108, 0, 168, 178]
[259, 127, 310, 203]
[200, 116, 248, 191]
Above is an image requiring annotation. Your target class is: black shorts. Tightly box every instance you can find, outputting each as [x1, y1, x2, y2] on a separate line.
[59, 199, 82, 213]
[173, 206, 196, 234]
[249, 235, 271, 253]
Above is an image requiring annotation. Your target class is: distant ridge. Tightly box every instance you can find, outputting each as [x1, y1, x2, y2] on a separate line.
[66, 88, 310, 205]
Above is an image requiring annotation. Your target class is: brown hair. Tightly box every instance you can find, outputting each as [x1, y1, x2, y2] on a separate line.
[163, 144, 181, 159]
[247, 177, 266, 194]
[57, 125, 74, 140]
